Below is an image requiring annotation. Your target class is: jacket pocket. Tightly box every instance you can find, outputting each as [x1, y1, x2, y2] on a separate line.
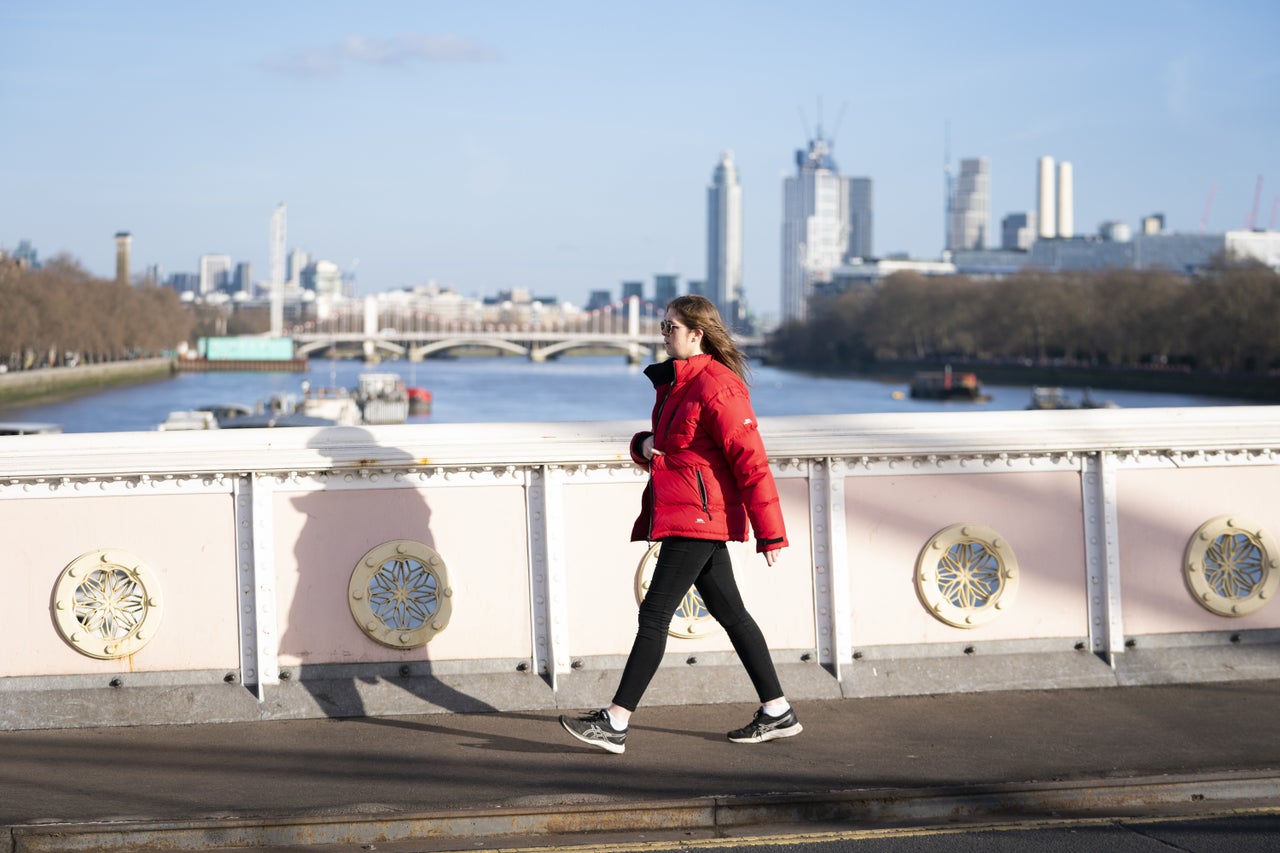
[695, 471, 712, 519]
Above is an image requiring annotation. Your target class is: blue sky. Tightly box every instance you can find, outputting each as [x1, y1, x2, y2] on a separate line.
[2, 1, 1277, 319]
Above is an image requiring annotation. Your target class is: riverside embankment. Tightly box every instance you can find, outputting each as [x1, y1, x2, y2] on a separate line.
[835, 359, 1280, 403]
[0, 358, 175, 409]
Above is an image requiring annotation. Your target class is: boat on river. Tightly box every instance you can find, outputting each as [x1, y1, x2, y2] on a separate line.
[298, 382, 362, 425]
[1027, 386, 1119, 410]
[0, 421, 62, 436]
[355, 372, 410, 424]
[909, 367, 992, 402]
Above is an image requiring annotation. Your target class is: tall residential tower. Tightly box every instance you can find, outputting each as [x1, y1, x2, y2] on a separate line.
[847, 177, 873, 260]
[781, 131, 850, 323]
[948, 157, 990, 251]
[706, 150, 744, 327]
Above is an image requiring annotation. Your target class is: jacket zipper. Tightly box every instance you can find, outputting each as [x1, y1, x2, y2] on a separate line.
[695, 471, 712, 519]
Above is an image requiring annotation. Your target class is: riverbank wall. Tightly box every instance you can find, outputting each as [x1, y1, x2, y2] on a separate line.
[0, 358, 176, 409]
[843, 360, 1280, 403]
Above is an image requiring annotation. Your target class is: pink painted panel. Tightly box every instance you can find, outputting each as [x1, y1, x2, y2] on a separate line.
[562, 481, 652, 657]
[273, 485, 531, 665]
[1117, 466, 1280, 634]
[1, 493, 239, 677]
[562, 477, 815, 656]
[845, 471, 1089, 646]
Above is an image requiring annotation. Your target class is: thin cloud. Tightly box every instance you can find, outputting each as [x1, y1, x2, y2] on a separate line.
[260, 32, 499, 77]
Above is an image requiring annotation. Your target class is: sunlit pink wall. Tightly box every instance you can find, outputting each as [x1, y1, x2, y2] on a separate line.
[845, 471, 1089, 647]
[1, 493, 239, 677]
[273, 484, 532, 665]
[561, 477, 816, 656]
[1117, 466, 1280, 634]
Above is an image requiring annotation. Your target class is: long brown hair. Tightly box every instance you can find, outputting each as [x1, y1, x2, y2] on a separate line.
[666, 295, 750, 383]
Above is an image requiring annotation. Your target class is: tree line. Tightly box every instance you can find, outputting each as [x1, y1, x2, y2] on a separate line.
[0, 256, 193, 369]
[769, 259, 1280, 376]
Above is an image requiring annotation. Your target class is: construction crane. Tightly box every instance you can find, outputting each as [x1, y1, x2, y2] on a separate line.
[1246, 174, 1263, 231]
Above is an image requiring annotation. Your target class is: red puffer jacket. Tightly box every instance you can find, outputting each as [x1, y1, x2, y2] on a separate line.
[628, 354, 788, 552]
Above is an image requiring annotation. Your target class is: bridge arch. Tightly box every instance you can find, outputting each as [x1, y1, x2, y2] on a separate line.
[296, 339, 405, 359]
[531, 339, 656, 362]
[409, 338, 530, 360]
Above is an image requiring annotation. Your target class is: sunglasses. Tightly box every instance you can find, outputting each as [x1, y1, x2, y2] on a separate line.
[659, 320, 686, 335]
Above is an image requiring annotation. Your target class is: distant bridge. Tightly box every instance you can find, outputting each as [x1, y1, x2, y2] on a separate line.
[287, 296, 763, 362]
[292, 329, 679, 363]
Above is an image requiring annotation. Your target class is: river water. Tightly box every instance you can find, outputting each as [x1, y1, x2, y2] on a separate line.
[0, 356, 1253, 434]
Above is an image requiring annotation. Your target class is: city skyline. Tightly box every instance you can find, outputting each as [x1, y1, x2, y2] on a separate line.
[2, 1, 1278, 320]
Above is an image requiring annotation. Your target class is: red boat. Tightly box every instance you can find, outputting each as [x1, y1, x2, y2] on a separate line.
[407, 386, 433, 415]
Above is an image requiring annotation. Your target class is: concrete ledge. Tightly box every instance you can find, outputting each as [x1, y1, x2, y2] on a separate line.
[6, 638, 1279, 731]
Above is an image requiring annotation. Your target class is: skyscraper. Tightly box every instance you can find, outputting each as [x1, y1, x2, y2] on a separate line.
[948, 158, 990, 251]
[234, 261, 253, 296]
[781, 131, 849, 323]
[706, 150, 743, 326]
[847, 177, 873, 260]
[654, 273, 678, 307]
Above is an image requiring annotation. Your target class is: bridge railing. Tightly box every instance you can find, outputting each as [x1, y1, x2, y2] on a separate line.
[0, 407, 1277, 730]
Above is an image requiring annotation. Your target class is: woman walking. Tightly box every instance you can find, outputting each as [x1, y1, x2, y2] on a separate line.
[559, 295, 800, 754]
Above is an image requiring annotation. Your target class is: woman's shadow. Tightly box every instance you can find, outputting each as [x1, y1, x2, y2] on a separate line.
[281, 425, 495, 719]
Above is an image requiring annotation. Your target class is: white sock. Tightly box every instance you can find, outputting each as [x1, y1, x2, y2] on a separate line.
[603, 709, 627, 731]
[761, 700, 790, 717]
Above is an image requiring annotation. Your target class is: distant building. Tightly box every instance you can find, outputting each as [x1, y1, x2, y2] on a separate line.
[1001, 212, 1037, 250]
[12, 240, 40, 269]
[585, 290, 612, 312]
[706, 150, 743, 324]
[166, 272, 200, 296]
[233, 261, 253, 295]
[847, 177, 874, 260]
[198, 254, 231, 296]
[1026, 229, 1280, 273]
[654, 273, 678, 307]
[620, 280, 644, 303]
[301, 260, 343, 298]
[781, 130, 850, 322]
[1099, 221, 1132, 243]
[950, 249, 1030, 277]
[287, 248, 310, 287]
[948, 158, 989, 251]
[686, 279, 706, 297]
[830, 257, 957, 289]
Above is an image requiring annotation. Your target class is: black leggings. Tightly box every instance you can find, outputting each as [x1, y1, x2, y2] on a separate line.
[612, 537, 784, 712]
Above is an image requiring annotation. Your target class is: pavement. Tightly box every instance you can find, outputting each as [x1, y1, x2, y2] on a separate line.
[3, 679, 1280, 853]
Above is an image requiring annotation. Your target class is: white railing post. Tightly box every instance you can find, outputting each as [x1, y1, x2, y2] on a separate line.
[527, 465, 570, 689]
[1082, 452, 1125, 666]
[234, 473, 280, 699]
[809, 457, 852, 679]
